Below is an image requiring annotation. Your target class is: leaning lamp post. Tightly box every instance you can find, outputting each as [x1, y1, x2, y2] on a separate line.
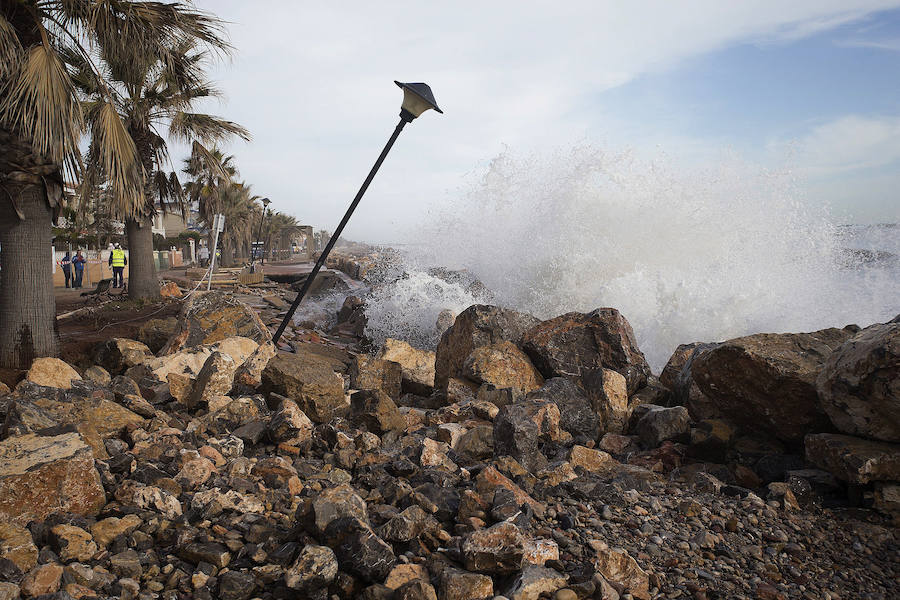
[251, 197, 270, 272]
[272, 81, 442, 344]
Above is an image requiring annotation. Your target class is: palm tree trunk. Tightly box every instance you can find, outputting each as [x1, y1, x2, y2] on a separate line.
[0, 182, 58, 369]
[125, 217, 158, 300]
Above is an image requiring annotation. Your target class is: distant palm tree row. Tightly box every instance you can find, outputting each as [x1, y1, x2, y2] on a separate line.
[0, 2, 300, 369]
[184, 145, 302, 267]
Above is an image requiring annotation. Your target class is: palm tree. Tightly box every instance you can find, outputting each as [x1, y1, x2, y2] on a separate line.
[78, 40, 249, 299]
[216, 181, 255, 267]
[0, 1, 229, 369]
[264, 212, 302, 262]
[183, 144, 237, 256]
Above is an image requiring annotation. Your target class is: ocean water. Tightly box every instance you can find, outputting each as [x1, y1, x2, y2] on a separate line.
[364, 145, 899, 372]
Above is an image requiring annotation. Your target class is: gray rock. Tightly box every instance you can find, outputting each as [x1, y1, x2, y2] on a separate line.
[817, 320, 900, 442]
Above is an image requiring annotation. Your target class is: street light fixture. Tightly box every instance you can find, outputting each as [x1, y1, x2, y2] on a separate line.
[251, 197, 270, 272]
[272, 80, 442, 344]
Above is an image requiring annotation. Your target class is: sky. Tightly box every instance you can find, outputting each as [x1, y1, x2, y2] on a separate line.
[190, 0, 900, 242]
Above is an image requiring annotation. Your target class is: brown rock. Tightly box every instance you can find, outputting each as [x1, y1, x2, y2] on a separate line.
[474, 466, 543, 516]
[162, 290, 271, 354]
[816, 320, 900, 442]
[396, 580, 438, 600]
[0, 522, 38, 572]
[569, 445, 616, 472]
[583, 368, 630, 434]
[463, 341, 544, 397]
[82, 365, 111, 386]
[493, 400, 562, 472]
[350, 355, 403, 399]
[159, 281, 182, 298]
[522, 308, 650, 394]
[692, 328, 854, 443]
[0, 433, 105, 526]
[591, 542, 649, 600]
[90, 515, 142, 548]
[462, 521, 527, 574]
[188, 351, 237, 408]
[92, 338, 153, 376]
[435, 304, 541, 394]
[504, 565, 568, 600]
[23, 357, 81, 389]
[231, 341, 276, 391]
[350, 389, 406, 434]
[309, 483, 369, 536]
[804, 433, 900, 484]
[261, 352, 346, 423]
[384, 563, 429, 590]
[2, 382, 144, 459]
[50, 524, 97, 562]
[20, 562, 63, 597]
[438, 567, 494, 600]
[377, 338, 436, 396]
[267, 398, 314, 446]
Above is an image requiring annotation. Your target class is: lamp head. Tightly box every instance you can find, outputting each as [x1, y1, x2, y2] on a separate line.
[261, 198, 271, 208]
[395, 81, 442, 122]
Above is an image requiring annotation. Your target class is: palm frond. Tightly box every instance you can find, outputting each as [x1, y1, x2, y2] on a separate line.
[93, 100, 144, 219]
[169, 112, 250, 144]
[0, 42, 82, 166]
[0, 13, 23, 75]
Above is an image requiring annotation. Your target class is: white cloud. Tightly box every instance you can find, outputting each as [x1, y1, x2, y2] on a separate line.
[784, 114, 900, 176]
[190, 0, 900, 241]
[835, 37, 900, 50]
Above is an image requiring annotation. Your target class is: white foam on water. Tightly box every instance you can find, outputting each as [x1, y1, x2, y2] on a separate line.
[365, 144, 899, 371]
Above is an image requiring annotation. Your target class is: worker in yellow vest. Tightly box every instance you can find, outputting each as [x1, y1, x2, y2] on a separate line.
[108, 243, 127, 288]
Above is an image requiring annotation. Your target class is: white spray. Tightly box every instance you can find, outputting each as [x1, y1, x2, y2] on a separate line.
[365, 144, 899, 371]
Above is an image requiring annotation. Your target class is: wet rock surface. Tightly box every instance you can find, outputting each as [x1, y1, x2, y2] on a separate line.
[1, 293, 896, 600]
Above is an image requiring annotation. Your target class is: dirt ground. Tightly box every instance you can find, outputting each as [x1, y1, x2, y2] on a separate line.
[0, 288, 182, 389]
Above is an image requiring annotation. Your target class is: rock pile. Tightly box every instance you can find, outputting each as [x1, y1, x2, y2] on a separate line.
[0, 293, 896, 600]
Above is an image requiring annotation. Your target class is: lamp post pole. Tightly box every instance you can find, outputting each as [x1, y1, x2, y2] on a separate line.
[272, 81, 441, 345]
[251, 198, 270, 272]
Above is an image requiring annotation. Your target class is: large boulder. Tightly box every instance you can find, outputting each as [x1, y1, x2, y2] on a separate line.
[463, 341, 544, 397]
[804, 433, 900, 485]
[161, 291, 271, 354]
[377, 338, 435, 396]
[23, 357, 81, 389]
[261, 352, 347, 423]
[0, 433, 105, 526]
[435, 305, 540, 393]
[522, 308, 650, 395]
[2, 381, 144, 458]
[691, 328, 854, 443]
[816, 320, 900, 442]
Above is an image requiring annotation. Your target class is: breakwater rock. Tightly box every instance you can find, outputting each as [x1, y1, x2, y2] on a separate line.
[0, 294, 896, 600]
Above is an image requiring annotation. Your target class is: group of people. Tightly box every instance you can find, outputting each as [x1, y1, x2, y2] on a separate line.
[59, 243, 128, 290]
[59, 251, 87, 288]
